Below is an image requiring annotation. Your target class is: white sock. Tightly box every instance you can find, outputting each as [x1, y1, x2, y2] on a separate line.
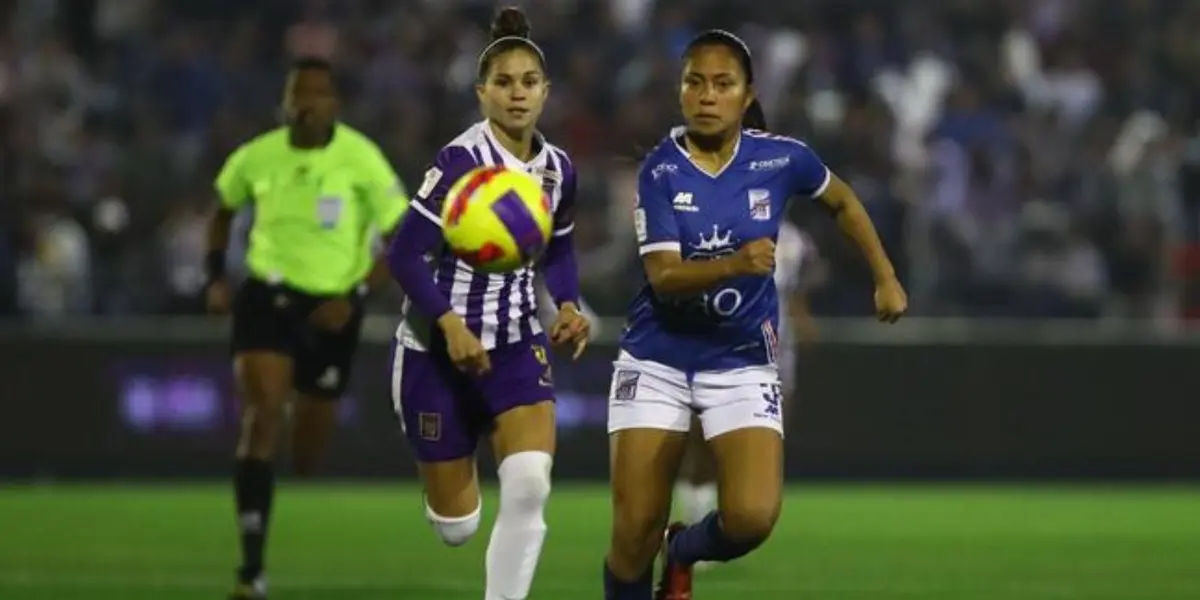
[485, 451, 553, 600]
[675, 481, 718, 525]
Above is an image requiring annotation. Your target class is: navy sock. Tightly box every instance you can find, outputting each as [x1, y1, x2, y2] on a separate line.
[603, 560, 652, 600]
[234, 458, 275, 581]
[668, 511, 763, 565]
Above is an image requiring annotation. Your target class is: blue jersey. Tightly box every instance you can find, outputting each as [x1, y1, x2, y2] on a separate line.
[620, 127, 831, 373]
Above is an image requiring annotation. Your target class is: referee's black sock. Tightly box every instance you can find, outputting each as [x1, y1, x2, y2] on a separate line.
[603, 560, 651, 599]
[234, 458, 275, 582]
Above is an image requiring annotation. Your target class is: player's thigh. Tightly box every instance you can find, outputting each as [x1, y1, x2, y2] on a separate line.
[391, 341, 488, 468]
[231, 278, 297, 403]
[609, 428, 689, 544]
[418, 457, 481, 518]
[607, 351, 694, 437]
[707, 427, 783, 538]
[477, 335, 557, 461]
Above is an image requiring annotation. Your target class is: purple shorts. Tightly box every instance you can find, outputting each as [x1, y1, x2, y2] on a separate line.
[390, 334, 556, 462]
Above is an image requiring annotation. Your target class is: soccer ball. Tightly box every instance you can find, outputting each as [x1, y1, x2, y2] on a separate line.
[441, 166, 553, 273]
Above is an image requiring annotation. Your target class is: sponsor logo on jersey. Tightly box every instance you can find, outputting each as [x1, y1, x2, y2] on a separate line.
[672, 192, 698, 212]
[416, 166, 442, 198]
[651, 162, 679, 180]
[750, 156, 791, 171]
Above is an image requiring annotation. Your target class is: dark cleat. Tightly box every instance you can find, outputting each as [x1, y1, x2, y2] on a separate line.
[655, 522, 692, 600]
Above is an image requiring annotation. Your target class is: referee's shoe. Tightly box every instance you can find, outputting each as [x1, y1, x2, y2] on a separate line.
[229, 576, 267, 600]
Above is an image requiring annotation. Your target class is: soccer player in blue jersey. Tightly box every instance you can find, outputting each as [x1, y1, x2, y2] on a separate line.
[602, 30, 907, 600]
[385, 7, 589, 600]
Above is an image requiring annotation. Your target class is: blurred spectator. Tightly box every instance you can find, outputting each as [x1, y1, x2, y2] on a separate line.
[0, 0, 1196, 323]
[16, 177, 91, 317]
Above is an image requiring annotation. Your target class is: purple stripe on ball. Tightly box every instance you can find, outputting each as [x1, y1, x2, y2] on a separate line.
[491, 191, 546, 262]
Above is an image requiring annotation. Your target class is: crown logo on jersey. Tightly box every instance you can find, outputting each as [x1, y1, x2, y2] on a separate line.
[694, 225, 734, 252]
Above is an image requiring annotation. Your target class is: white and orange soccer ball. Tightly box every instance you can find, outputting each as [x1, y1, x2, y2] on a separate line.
[440, 166, 553, 273]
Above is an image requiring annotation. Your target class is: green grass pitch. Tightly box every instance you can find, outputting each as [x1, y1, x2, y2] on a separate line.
[1, 484, 1198, 599]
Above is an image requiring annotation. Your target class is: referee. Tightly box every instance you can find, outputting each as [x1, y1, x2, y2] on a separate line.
[203, 57, 409, 600]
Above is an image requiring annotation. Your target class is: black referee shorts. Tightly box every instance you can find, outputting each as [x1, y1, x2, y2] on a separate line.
[230, 277, 364, 399]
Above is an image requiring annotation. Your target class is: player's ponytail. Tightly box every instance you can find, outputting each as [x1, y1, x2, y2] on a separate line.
[743, 98, 768, 131]
[478, 7, 546, 80]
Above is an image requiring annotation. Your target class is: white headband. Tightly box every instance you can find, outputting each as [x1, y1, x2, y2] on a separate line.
[478, 36, 546, 72]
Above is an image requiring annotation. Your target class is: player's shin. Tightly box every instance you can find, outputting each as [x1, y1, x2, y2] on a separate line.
[234, 457, 275, 582]
[669, 428, 782, 566]
[603, 560, 653, 600]
[485, 451, 553, 600]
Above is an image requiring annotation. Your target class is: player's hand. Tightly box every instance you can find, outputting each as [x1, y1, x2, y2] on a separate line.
[309, 298, 354, 332]
[733, 238, 775, 276]
[205, 278, 232, 314]
[549, 302, 590, 360]
[873, 276, 908, 323]
[438, 313, 491, 375]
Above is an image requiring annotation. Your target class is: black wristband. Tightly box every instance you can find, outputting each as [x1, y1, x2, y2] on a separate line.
[204, 250, 227, 281]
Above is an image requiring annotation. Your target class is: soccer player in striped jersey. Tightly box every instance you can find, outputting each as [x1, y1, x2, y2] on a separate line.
[674, 220, 817, 546]
[602, 30, 906, 600]
[385, 8, 589, 600]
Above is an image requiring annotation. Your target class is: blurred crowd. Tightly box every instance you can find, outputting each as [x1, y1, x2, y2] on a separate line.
[3, 0, 1200, 322]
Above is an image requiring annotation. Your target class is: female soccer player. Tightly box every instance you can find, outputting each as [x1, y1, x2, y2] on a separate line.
[204, 58, 410, 600]
[603, 30, 907, 600]
[386, 8, 589, 600]
[674, 220, 817, 549]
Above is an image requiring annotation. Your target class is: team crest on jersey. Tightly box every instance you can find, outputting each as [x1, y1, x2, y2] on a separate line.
[611, 370, 640, 401]
[689, 225, 736, 259]
[316, 196, 343, 229]
[748, 189, 771, 221]
[532, 344, 554, 387]
[418, 413, 441, 441]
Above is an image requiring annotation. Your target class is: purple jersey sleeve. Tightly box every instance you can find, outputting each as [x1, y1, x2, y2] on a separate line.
[789, 141, 832, 198]
[386, 146, 478, 319]
[552, 154, 576, 237]
[406, 146, 479, 226]
[634, 160, 680, 256]
[542, 152, 580, 307]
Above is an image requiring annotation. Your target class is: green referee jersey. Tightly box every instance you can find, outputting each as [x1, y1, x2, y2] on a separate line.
[215, 124, 409, 295]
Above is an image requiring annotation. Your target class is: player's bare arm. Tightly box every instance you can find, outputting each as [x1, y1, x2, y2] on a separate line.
[816, 174, 907, 322]
[642, 240, 772, 298]
[204, 206, 236, 313]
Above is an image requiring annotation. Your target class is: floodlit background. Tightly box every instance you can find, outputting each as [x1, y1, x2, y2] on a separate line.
[1, 1, 1198, 599]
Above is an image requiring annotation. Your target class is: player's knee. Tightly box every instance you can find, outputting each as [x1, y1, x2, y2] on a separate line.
[611, 495, 669, 563]
[238, 403, 287, 459]
[496, 451, 553, 516]
[720, 499, 780, 543]
[426, 500, 482, 547]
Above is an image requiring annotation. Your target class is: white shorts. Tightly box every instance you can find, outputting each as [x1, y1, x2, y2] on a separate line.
[777, 335, 796, 398]
[607, 351, 784, 440]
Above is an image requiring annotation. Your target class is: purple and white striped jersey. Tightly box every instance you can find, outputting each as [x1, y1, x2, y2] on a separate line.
[397, 120, 576, 351]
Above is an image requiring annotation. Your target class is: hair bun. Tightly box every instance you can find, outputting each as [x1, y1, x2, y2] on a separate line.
[490, 7, 531, 41]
